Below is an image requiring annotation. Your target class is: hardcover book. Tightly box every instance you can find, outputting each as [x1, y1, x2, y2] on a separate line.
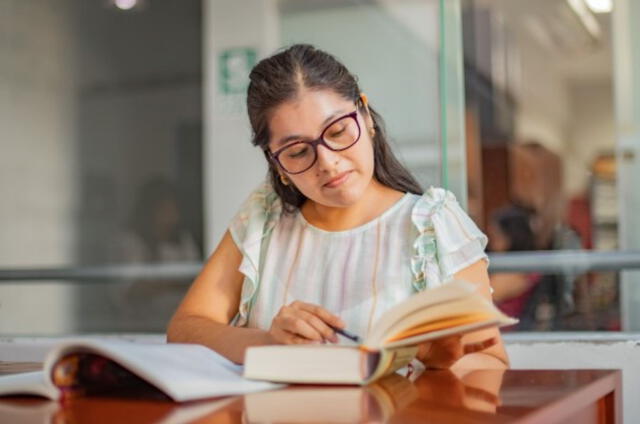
[244, 280, 516, 385]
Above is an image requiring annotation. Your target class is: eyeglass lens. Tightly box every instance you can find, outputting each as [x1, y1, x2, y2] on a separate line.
[278, 114, 360, 174]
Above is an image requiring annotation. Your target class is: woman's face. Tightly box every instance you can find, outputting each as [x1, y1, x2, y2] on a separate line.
[267, 89, 375, 208]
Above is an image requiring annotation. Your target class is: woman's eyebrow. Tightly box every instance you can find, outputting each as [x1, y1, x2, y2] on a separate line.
[274, 109, 347, 147]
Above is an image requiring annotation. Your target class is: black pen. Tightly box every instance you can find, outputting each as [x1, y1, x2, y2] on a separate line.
[330, 325, 361, 343]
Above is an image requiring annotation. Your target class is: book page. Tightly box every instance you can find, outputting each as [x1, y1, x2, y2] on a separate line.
[0, 371, 58, 399]
[381, 319, 510, 349]
[44, 340, 282, 402]
[364, 280, 478, 346]
[379, 295, 507, 344]
[385, 312, 495, 342]
[244, 345, 366, 384]
[365, 281, 516, 348]
[0, 398, 58, 423]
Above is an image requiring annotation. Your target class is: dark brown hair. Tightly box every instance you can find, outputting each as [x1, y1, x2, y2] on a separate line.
[247, 44, 422, 212]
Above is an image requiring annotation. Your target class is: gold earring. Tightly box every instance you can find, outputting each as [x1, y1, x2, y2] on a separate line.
[360, 93, 369, 108]
[280, 174, 290, 186]
[369, 127, 376, 138]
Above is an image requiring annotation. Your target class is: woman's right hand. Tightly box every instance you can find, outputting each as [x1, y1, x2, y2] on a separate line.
[269, 301, 344, 344]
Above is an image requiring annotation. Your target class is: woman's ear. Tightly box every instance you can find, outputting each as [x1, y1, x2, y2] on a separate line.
[360, 93, 375, 136]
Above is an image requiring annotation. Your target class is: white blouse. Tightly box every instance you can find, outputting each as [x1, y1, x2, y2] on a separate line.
[229, 182, 488, 340]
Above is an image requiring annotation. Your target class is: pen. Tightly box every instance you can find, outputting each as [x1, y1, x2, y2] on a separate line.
[330, 325, 361, 343]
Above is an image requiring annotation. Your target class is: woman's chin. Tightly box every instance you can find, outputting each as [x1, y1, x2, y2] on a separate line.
[319, 185, 368, 208]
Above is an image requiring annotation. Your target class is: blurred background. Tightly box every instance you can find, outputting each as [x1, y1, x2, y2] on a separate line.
[1, 0, 638, 336]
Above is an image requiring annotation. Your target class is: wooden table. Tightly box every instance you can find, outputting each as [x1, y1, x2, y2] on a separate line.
[0, 363, 621, 423]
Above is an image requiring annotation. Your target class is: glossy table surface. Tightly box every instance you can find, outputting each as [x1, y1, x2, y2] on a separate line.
[0, 363, 621, 423]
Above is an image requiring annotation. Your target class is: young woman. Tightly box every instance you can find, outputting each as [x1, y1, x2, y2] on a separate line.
[167, 44, 508, 369]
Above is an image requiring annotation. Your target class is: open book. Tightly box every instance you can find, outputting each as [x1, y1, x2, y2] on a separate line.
[0, 339, 281, 402]
[244, 280, 517, 385]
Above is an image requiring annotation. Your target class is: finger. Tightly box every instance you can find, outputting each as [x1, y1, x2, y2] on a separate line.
[423, 336, 468, 367]
[281, 315, 325, 341]
[416, 342, 432, 361]
[297, 310, 338, 343]
[463, 337, 498, 354]
[271, 327, 315, 345]
[292, 302, 344, 328]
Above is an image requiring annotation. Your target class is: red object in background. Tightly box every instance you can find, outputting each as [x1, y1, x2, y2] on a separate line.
[496, 273, 542, 330]
[567, 195, 592, 249]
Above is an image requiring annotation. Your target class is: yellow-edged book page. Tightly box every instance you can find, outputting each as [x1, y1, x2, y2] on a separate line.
[384, 312, 494, 343]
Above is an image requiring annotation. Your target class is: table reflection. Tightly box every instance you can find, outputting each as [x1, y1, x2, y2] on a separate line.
[0, 396, 242, 424]
[241, 373, 418, 423]
[390, 369, 506, 423]
[1, 368, 562, 424]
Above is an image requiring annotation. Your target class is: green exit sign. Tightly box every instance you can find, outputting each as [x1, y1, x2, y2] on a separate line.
[219, 47, 257, 95]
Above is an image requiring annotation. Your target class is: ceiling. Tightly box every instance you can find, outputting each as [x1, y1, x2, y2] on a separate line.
[471, 0, 613, 84]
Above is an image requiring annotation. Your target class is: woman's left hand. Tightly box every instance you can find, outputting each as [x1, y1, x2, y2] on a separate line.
[416, 335, 498, 369]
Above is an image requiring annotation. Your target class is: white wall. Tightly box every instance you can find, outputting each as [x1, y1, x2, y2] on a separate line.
[512, 25, 571, 155]
[507, 12, 616, 198]
[0, 1, 76, 333]
[203, 0, 277, 252]
[0, 2, 76, 266]
[566, 82, 615, 196]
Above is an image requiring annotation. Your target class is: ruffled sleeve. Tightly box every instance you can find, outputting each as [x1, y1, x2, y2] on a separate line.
[410, 187, 488, 291]
[228, 181, 282, 326]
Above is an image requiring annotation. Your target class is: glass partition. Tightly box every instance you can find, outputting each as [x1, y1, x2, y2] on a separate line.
[1, 0, 458, 335]
[459, 0, 640, 331]
[0, 0, 203, 334]
[2, 0, 640, 336]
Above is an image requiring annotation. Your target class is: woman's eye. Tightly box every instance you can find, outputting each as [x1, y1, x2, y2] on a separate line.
[287, 145, 310, 158]
[327, 129, 345, 138]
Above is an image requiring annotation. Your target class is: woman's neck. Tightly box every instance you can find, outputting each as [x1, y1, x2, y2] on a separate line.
[301, 181, 405, 231]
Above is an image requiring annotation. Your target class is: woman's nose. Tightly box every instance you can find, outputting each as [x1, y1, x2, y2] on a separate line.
[315, 144, 340, 171]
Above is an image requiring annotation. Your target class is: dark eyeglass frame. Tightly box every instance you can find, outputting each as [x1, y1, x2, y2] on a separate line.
[268, 110, 361, 175]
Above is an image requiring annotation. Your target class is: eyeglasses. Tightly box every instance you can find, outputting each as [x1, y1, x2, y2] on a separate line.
[269, 110, 361, 175]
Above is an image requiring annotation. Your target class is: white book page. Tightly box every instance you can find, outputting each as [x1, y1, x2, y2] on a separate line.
[0, 397, 58, 423]
[0, 371, 59, 400]
[45, 340, 283, 402]
[243, 345, 364, 384]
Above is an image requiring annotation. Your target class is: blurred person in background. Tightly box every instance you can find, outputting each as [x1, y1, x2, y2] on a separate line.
[488, 205, 541, 330]
[114, 177, 200, 264]
[108, 177, 200, 329]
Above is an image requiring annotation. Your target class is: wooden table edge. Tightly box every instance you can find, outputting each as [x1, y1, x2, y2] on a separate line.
[512, 369, 622, 424]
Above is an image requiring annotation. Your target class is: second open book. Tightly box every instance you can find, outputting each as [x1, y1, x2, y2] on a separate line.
[244, 280, 517, 385]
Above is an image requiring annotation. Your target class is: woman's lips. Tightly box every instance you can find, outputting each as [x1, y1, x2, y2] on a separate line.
[324, 171, 352, 188]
